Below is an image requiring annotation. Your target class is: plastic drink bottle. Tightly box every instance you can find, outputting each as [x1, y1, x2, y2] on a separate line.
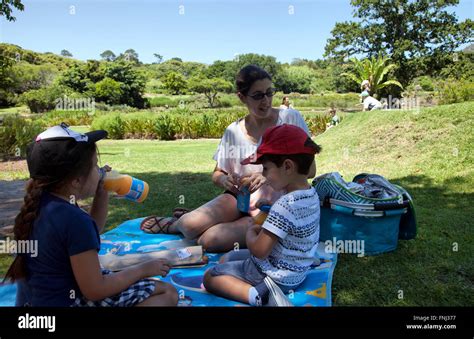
[99, 168, 149, 203]
[253, 205, 271, 225]
[237, 186, 251, 213]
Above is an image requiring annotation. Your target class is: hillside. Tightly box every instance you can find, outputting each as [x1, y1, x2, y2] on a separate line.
[315, 102, 474, 305]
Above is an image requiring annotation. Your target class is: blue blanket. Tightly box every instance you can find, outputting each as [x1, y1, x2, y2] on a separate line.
[0, 217, 337, 307]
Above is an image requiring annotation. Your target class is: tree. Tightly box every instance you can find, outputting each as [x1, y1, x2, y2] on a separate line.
[94, 77, 123, 105]
[0, 0, 24, 22]
[60, 49, 73, 58]
[341, 56, 403, 97]
[161, 71, 187, 95]
[104, 61, 146, 107]
[153, 53, 163, 64]
[117, 49, 140, 64]
[59, 60, 104, 94]
[275, 65, 316, 94]
[234, 53, 282, 80]
[100, 50, 116, 62]
[188, 76, 233, 107]
[324, 0, 474, 85]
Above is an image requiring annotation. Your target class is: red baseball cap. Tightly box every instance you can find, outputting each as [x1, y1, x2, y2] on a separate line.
[241, 124, 317, 165]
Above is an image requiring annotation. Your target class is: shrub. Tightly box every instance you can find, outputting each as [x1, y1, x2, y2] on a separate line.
[90, 113, 125, 139]
[20, 84, 66, 113]
[0, 114, 44, 159]
[94, 77, 123, 105]
[437, 79, 474, 105]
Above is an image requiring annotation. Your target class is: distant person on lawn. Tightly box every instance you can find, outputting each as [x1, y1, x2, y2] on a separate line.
[279, 96, 293, 109]
[360, 91, 383, 111]
[141, 65, 315, 252]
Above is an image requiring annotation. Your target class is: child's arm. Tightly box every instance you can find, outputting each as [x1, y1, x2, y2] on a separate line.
[90, 181, 109, 234]
[246, 225, 279, 260]
[70, 250, 169, 302]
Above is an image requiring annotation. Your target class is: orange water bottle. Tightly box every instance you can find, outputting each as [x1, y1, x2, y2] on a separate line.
[253, 205, 271, 225]
[99, 168, 149, 203]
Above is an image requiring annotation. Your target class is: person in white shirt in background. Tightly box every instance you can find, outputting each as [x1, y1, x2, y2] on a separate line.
[360, 90, 383, 111]
[279, 96, 293, 109]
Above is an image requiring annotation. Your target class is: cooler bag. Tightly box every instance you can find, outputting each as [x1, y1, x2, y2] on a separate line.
[312, 173, 417, 255]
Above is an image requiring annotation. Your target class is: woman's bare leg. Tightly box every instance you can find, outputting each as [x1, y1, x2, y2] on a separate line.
[167, 194, 241, 239]
[196, 216, 253, 252]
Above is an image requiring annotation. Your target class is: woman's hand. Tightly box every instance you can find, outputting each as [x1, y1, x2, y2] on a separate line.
[219, 173, 241, 195]
[240, 173, 266, 194]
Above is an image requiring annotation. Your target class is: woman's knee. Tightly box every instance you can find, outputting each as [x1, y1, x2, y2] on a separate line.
[175, 213, 205, 239]
[196, 231, 219, 250]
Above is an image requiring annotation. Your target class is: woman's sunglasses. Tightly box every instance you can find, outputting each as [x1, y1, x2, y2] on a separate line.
[248, 88, 276, 100]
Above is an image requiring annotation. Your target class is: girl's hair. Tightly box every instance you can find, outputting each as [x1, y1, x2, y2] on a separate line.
[236, 65, 272, 96]
[4, 142, 97, 283]
[282, 96, 289, 104]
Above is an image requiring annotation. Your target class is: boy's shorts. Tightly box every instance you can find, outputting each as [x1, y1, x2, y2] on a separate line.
[209, 250, 300, 293]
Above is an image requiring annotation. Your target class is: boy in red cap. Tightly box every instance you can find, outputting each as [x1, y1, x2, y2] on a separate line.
[204, 124, 322, 306]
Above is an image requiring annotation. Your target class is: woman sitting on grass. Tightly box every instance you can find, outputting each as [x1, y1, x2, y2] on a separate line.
[141, 65, 315, 253]
[5, 124, 178, 307]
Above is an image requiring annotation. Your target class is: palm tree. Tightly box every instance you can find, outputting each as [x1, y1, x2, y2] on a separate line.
[341, 55, 403, 97]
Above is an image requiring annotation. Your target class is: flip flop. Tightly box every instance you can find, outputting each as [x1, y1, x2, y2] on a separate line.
[140, 216, 177, 234]
[172, 207, 192, 219]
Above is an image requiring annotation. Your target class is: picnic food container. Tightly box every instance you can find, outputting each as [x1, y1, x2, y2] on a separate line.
[313, 173, 417, 255]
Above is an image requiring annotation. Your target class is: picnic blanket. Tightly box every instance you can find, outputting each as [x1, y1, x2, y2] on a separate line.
[0, 217, 337, 307]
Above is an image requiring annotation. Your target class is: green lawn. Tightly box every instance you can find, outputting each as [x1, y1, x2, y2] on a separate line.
[1, 102, 473, 306]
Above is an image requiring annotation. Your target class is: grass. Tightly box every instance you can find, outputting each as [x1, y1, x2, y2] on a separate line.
[1, 101, 473, 306]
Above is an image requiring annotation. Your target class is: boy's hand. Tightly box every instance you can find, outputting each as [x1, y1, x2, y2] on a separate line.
[247, 223, 262, 235]
[255, 199, 272, 209]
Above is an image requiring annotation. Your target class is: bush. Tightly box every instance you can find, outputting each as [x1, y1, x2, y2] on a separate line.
[0, 114, 44, 159]
[437, 79, 474, 105]
[91, 113, 125, 139]
[40, 110, 100, 126]
[94, 77, 123, 105]
[409, 76, 435, 92]
[20, 84, 66, 113]
[148, 96, 183, 108]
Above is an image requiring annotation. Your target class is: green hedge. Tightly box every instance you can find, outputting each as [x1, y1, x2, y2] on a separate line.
[90, 107, 336, 140]
[437, 80, 474, 105]
[90, 108, 248, 140]
[0, 114, 43, 159]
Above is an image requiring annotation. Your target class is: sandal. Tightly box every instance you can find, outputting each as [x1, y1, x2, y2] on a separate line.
[140, 216, 177, 234]
[172, 207, 192, 219]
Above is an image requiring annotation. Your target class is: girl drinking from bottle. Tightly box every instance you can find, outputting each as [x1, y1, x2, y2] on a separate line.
[5, 123, 178, 307]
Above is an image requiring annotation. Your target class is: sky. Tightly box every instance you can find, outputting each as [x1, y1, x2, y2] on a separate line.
[1, 0, 473, 64]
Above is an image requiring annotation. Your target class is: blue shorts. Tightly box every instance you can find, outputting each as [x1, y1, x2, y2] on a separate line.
[209, 250, 300, 293]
